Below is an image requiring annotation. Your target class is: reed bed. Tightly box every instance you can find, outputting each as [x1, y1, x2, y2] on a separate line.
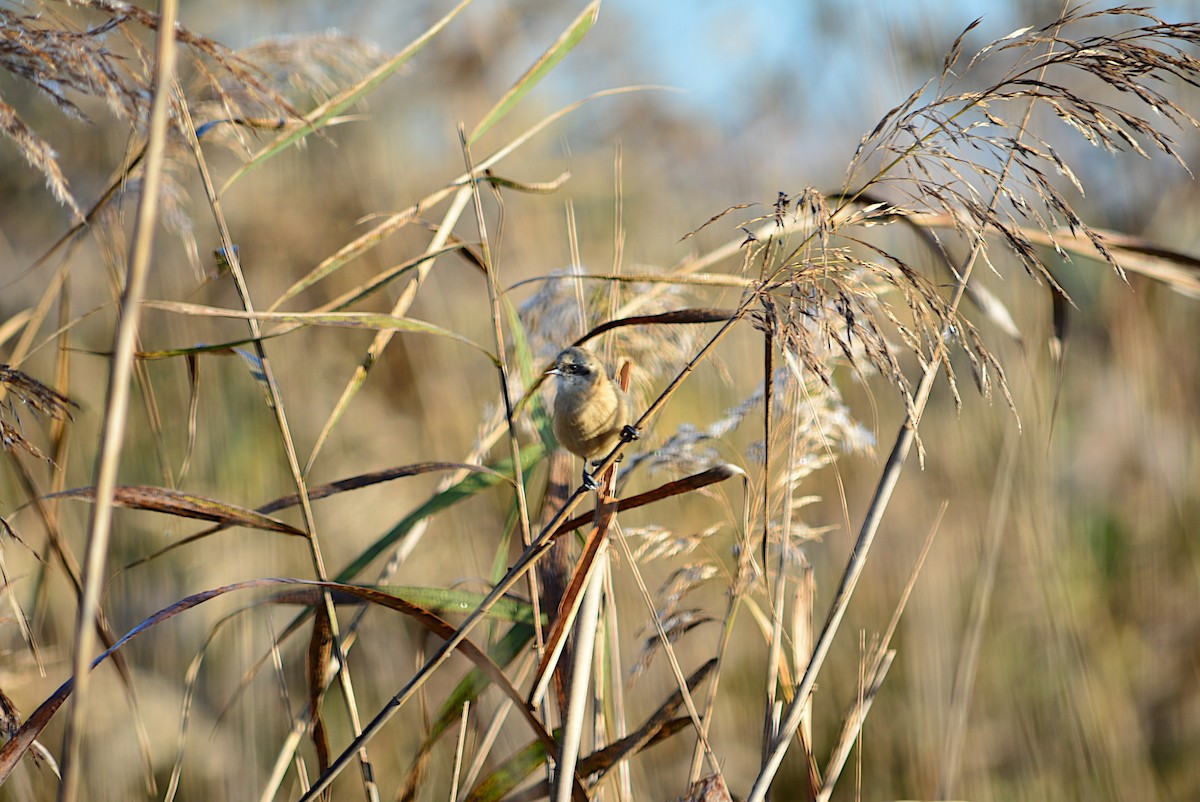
[1, 2, 1198, 800]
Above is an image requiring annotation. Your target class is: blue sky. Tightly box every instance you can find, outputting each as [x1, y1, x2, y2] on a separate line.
[604, 0, 1019, 117]
[203, 0, 1200, 208]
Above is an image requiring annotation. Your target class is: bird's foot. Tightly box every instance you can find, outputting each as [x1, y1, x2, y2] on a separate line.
[620, 424, 640, 442]
[581, 468, 599, 491]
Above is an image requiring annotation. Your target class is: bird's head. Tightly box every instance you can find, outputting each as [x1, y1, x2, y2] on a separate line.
[547, 346, 603, 389]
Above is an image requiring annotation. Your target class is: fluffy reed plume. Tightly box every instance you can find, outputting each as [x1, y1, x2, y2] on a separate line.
[1, 1, 382, 268]
[702, 8, 1200, 431]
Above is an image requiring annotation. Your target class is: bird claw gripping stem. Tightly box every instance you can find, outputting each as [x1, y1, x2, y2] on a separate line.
[581, 468, 599, 491]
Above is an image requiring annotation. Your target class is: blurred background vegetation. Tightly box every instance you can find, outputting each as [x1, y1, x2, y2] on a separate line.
[1, 1, 1198, 800]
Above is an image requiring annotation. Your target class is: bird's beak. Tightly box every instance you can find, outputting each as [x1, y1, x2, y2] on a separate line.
[546, 365, 562, 377]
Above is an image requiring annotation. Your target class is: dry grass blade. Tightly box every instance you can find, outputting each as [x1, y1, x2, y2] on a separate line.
[0, 687, 57, 779]
[179, 354, 200, 481]
[281, 244, 468, 318]
[0, 310, 32, 349]
[553, 465, 740, 535]
[141, 301, 500, 364]
[48, 484, 308, 536]
[906, 210, 1200, 297]
[119, 461, 509, 571]
[306, 605, 334, 780]
[508, 271, 753, 294]
[572, 308, 740, 347]
[554, 524, 611, 802]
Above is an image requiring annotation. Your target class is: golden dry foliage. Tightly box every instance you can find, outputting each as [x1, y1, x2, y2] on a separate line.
[0, 4, 1198, 802]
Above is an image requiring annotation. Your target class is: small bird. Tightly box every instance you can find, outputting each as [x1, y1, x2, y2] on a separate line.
[547, 346, 638, 489]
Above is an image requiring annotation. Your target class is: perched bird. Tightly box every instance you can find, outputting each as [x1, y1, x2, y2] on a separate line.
[547, 346, 638, 489]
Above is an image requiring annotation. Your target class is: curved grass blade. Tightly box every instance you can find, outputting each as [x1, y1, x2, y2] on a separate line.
[464, 738, 550, 802]
[307, 605, 334, 776]
[371, 586, 538, 625]
[0, 578, 552, 784]
[121, 461, 510, 571]
[141, 302, 499, 365]
[219, 0, 476, 195]
[202, 449, 547, 734]
[273, 243, 463, 316]
[178, 354, 200, 482]
[239, 585, 539, 626]
[80, 333, 284, 362]
[469, 1, 599, 144]
[132, 333, 292, 360]
[574, 308, 739, 347]
[269, 582, 560, 756]
[48, 485, 307, 536]
[553, 465, 742, 539]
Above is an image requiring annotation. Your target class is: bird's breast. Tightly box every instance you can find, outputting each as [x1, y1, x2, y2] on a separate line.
[553, 382, 626, 460]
